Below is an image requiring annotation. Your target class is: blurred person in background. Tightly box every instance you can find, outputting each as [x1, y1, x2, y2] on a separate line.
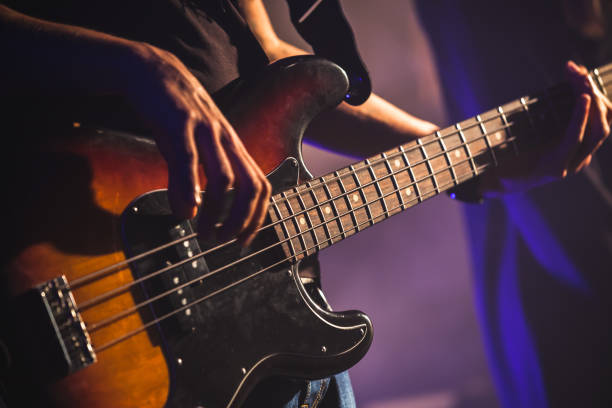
[417, 1, 612, 407]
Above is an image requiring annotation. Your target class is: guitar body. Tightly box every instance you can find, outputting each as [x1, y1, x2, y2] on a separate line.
[0, 56, 372, 408]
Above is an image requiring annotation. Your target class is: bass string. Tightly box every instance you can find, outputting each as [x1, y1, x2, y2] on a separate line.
[80, 123, 517, 316]
[266, 65, 612, 206]
[91, 66, 610, 350]
[94, 161, 493, 353]
[78, 120, 515, 312]
[70, 98, 536, 292]
[88, 148, 488, 330]
[70, 233, 198, 289]
[60, 65, 612, 290]
[87, 130, 518, 335]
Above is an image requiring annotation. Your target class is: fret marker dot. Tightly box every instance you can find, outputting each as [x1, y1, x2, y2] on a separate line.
[455, 150, 461, 158]
[325, 206, 331, 214]
[352, 194, 359, 202]
[299, 217, 306, 225]
[405, 187, 412, 196]
[394, 159, 401, 168]
[495, 131, 502, 140]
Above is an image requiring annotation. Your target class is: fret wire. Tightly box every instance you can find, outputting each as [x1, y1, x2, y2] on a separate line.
[592, 69, 608, 97]
[268, 101, 537, 211]
[306, 181, 333, 245]
[477, 114, 498, 167]
[281, 191, 308, 256]
[100, 72, 601, 334]
[456, 123, 479, 176]
[597, 65, 612, 76]
[349, 164, 372, 228]
[519, 96, 538, 140]
[399, 145, 422, 201]
[294, 187, 320, 251]
[321, 178, 346, 239]
[115, 137, 512, 334]
[270, 197, 297, 261]
[591, 67, 612, 98]
[365, 158, 389, 217]
[436, 130, 459, 185]
[99, 156, 502, 351]
[498, 106, 519, 156]
[408, 137, 517, 198]
[308, 126, 514, 233]
[417, 137, 440, 193]
[335, 170, 359, 233]
[382, 152, 405, 209]
[323, 140, 511, 230]
[271, 123, 513, 239]
[289, 162, 494, 258]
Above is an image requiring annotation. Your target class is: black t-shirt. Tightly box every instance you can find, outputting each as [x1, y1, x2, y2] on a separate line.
[3, 0, 269, 94]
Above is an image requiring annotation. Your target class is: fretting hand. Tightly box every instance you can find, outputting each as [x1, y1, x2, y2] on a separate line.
[480, 60, 611, 196]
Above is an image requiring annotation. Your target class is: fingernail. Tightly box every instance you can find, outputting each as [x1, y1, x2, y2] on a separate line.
[567, 60, 579, 72]
[194, 183, 201, 202]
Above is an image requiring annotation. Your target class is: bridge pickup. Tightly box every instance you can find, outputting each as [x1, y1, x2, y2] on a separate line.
[160, 221, 208, 329]
[10, 275, 96, 382]
[121, 192, 209, 334]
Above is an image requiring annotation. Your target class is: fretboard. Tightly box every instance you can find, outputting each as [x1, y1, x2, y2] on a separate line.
[269, 63, 612, 262]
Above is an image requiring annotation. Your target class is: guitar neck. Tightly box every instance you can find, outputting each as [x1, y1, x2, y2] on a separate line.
[269, 62, 612, 262]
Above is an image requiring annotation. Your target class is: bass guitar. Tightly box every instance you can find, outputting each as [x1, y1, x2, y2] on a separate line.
[1, 55, 611, 408]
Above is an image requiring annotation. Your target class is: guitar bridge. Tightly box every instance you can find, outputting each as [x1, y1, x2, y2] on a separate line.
[37, 276, 97, 373]
[9, 275, 96, 382]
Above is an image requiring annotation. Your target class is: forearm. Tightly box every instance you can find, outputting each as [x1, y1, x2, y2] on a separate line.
[304, 94, 438, 157]
[0, 5, 146, 97]
[239, 0, 437, 158]
[266, 39, 438, 157]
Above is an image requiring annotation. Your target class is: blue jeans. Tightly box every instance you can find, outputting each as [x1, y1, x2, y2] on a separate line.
[248, 260, 357, 408]
[285, 372, 355, 408]
[244, 371, 356, 408]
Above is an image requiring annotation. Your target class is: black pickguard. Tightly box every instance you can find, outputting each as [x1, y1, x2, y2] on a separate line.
[120, 158, 372, 408]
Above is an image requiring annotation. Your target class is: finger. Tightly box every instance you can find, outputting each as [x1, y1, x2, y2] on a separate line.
[576, 154, 592, 173]
[165, 115, 201, 219]
[567, 60, 588, 77]
[236, 172, 271, 247]
[553, 93, 590, 177]
[196, 121, 235, 238]
[216, 142, 264, 244]
[578, 92, 611, 166]
[566, 64, 610, 172]
[231, 144, 272, 245]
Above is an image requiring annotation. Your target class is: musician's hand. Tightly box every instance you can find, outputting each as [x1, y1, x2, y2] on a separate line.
[480, 60, 611, 196]
[128, 44, 271, 246]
